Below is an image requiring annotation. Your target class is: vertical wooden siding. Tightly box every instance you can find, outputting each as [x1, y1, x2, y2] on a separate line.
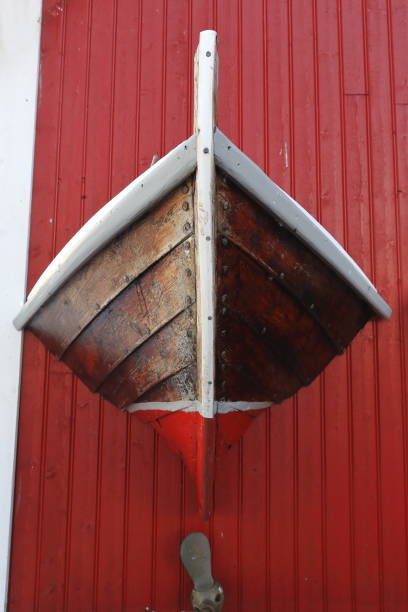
[8, 0, 408, 610]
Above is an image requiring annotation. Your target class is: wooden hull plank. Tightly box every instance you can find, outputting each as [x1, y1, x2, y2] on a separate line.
[215, 314, 302, 402]
[135, 363, 197, 404]
[62, 238, 195, 391]
[217, 175, 371, 350]
[28, 180, 194, 357]
[100, 306, 197, 409]
[214, 129, 391, 319]
[216, 239, 336, 395]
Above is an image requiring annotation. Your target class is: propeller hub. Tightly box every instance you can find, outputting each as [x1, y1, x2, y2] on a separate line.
[191, 580, 224, 611]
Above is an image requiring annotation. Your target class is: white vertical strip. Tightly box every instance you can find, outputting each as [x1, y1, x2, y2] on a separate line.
[194, 31, 217, 418]
[0, 1, 42, 608]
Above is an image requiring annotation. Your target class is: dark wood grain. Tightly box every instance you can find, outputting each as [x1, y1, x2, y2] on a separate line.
[28, 179, 194, 357]
[62, 238, 195, 391]
[100, 306, 196, 409]
[215, 315, 303, 402]
[217, 175, 371, 351]
[216, 239, 336, 397]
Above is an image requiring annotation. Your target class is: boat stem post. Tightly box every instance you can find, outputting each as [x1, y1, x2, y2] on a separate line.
[194, 29, 218, 517]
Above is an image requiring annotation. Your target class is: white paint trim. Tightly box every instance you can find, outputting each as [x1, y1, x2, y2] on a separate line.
[193, 30, 217, 418]
[217, 401, 271, 413]
[14, 134, 197, 330]
[127, 400, 199, 413]
[0, 1, 42, 608]
[214, 129, 391, 319]
[126, 401, 271, 414]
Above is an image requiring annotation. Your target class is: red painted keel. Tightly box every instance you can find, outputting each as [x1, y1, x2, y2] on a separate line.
[135, 407, 267, 518]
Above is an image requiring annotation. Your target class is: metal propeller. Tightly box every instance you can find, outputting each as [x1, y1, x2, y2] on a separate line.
[180, 532, 224, 611]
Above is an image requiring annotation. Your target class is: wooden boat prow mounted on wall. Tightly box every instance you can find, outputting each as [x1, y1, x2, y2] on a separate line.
[15, 31, 391, 518]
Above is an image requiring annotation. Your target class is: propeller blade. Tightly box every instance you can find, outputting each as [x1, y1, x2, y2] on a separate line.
[180, 532, 214, 592]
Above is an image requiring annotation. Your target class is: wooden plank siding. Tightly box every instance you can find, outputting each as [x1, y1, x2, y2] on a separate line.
[8, 1, 408, 611]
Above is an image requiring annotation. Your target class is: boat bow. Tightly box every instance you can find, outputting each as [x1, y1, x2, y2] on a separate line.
[14, 30, 391, 518]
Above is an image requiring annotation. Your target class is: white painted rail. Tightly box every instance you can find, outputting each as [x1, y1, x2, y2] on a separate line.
[193, 30, 218, 418]
[14, 135, 197, 329]
[214, 129, 391, 319]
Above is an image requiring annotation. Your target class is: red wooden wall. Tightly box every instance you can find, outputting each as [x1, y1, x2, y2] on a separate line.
[8, 0, 408, 610]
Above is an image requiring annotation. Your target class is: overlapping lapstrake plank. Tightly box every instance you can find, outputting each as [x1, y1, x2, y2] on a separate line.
[28, 179, 194, 358]
[61, 237, 196, 392]
[100, 306, 197, 409]
[215, 174, 372, 403]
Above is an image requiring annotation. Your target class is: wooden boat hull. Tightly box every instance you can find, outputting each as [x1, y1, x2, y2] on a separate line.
[15, 31, 390, 517]
[22, 171, 376, 516]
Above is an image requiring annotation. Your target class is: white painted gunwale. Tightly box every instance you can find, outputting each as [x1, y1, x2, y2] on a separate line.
[13, 134, 197, 330]
[15, 125, 391, 331]
[193, 30, 217, 418]
[214, 129, 391, 319]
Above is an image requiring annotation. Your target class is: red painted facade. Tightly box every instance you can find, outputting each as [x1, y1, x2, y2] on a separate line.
[8, 0, 408, 610]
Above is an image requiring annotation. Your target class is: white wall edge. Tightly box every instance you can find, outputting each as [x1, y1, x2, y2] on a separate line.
[0, 1, 42, 609]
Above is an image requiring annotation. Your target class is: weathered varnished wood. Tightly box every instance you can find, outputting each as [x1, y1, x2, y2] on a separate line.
[135, 363, 197, 403]
[28, 180, 194, 357]
[25, 169, 374, 412]
[216, 239, 336, 391]
[214, 174, 372, 403]
[62, 238, 195, 391]
[216, 175, 371, 351]
[100, 306, 196, 409]
[215, 310, 302, 402]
